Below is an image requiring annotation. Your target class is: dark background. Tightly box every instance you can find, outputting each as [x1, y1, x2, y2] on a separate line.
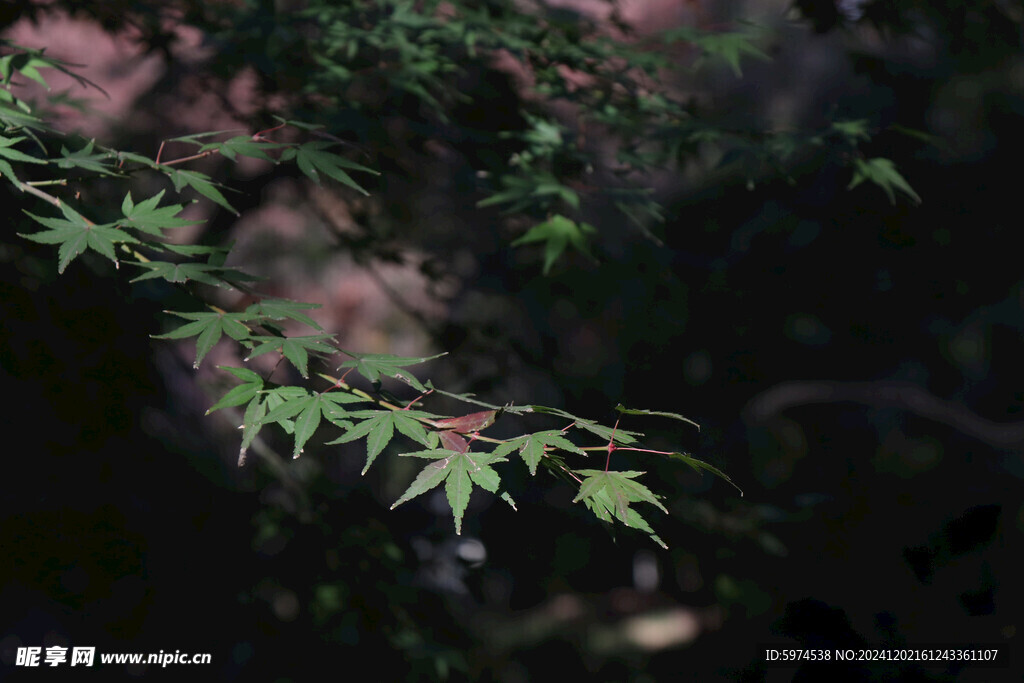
[1, 1, 1021, 681]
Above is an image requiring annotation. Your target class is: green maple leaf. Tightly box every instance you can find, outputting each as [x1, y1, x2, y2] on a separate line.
[56, 139, 119, 175]
[281, 141, 379, 195]
[0, 134, 45, 167]
[238, 393, 268, 466]
[0, 44, 106, 94]
[166, 168, 238, 215]
[573, 469, 668, 548]
[256, 390, 320, 458]
[20, 202, 139, 273]
[234, 385, 317, 464]
[511, 214, 596, 274]
[0, 157, 22, 188]
[491, 429, 586, 475]
[583, 487, 667, 549]
[849, 157, 921, 204]
[197, 135, 288, 162]
[668, 452, 743, 495]
[153, 309, 256, 368]
[477, 173, 579, 214]
[574, 469, 667, 515]
[0, 100, 43, 132]
[392, 449, 507, 534]
[831, 119, 871, 143]
[231, 386, 306, 463]
[206, 366, 264, 414]
[319, 389, 372, 419]
[110, 150, 161, 169]
[120, 190, 201, 235]
[615, 404, 700, 430]
[244, 334, 338, 378]
[662, 25, 770, 77]
[0, 51, 51, 88]
[127, 261, 232, 286]
[338, 350, 446, 391]
[527, 405, 642, 445]
[476, 174, 538, 214]
[255, 387, 366, 459]
[290, 398, 324, 459]
[166, 129, 244, 145]
[325, 409, 436, 474]
[245, 298, 324, 331]
[159, 243, 231, 259]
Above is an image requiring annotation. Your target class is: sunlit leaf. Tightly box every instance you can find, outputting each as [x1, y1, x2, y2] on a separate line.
[206, 366, 264, 414]
[495, 430, 586, 475]
[154, 309, 256, 368]
[392, 450, 500, 534]
[573, 470, 668, 548]
[120, 190, 200, 235]
[21, 205, 139, 273]
[391, 458, 451, 509]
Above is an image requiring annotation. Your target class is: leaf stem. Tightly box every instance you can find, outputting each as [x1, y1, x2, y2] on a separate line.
[26, 179, 68, 187]
[403, 388, 433, 410]
[16, 180, 64, 207]
[605, 417, 620, 472]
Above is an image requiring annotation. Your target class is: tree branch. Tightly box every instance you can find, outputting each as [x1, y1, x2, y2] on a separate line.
[743, 380, 1024, 449]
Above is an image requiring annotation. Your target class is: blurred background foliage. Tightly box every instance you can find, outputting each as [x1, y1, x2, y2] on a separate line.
[1, 0, 1022, 680]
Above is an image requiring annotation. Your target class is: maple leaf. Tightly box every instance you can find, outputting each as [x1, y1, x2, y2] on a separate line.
[154, 309, 256, 368]
[492, 429, 586, 476]
[849, 157, 921, 204]
[206, 366, 263, 414]
[431, 409, 500, 434]
[392, 449, 508, 534]
[120, 190, 201, 235]
[338, 350, 446, 391]
[527, 404, 643, 444]
[127, 261, 233, 286]
[57, 139, 119, 175]
[280, 141, 379, 195]
[511, 214, 596, 274]
[244, 334, 338, 378]
[166, 168, 238, 215]
[325, 409, 436, 474]
[245, 299, 324, 331]
[615, 404, 700, 431]
[255, 388, 369, 459]
[668, 452, 743, 495]
[573, 469, 668, 548]
[662, 25, 770, 77]
[197, 135, 288, 162]
[20, 202, 139, 273]
[0, 135, 46, 176]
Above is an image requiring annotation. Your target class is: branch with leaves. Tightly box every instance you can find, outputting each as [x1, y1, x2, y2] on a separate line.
[2, 36, 741, 549]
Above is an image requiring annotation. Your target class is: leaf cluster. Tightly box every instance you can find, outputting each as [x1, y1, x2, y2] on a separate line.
[0, 48, 733, 543]
[172, 1, 919, 273]
[0, 1, 921, 548]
